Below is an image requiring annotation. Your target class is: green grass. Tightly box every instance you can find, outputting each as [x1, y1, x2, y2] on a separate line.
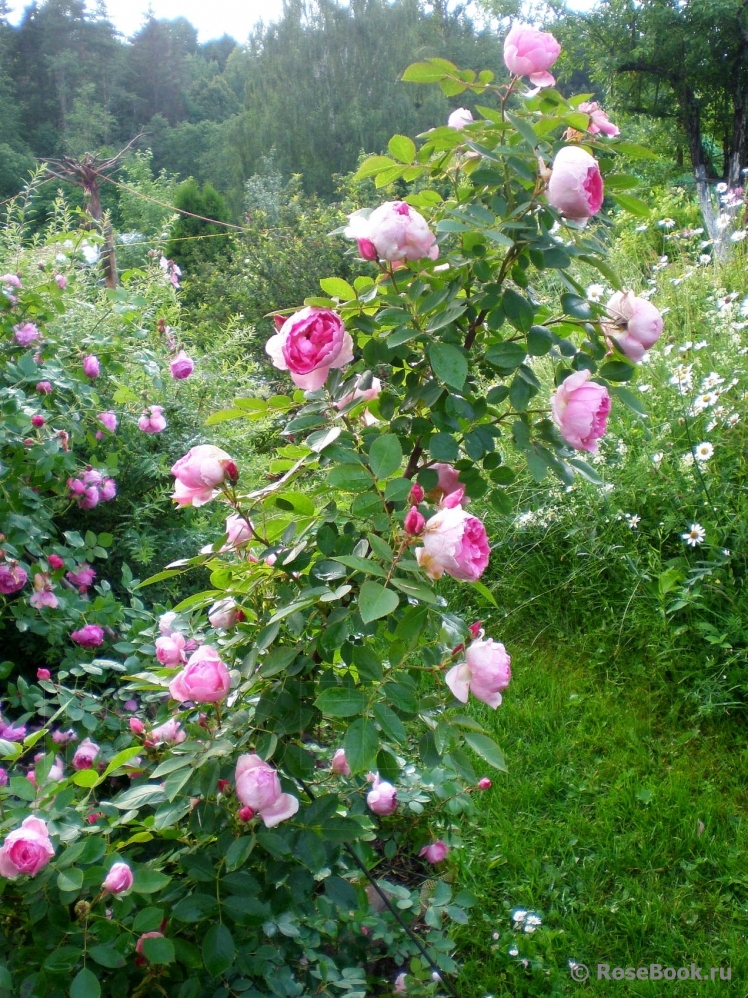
[454, 642, 748, 996]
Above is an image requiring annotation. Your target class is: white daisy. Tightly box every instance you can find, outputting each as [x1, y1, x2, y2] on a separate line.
[700, 373, 724, 390]
[625, 513, 641, 529]
[682, 523, 706, 547]
[694, 442, 714, 462]
[726, 412, 741, 427]
[658, 218, 676, 230]
[586, 283, 605, 301]
[651, 452, 664, 468]
[731, 230, 747, 243]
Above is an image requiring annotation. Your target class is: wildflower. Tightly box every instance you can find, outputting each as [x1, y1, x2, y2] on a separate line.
[658, 218, 676, 229]
[651, 452, 664, 468]
[682, 523, 706, 547]
[726, 412, 740, 427]
[731, 230, 747, 243]
[715, 182, 728, 194]
[624, 513, 641, 529]
[698, 254, 712, 265]
[700, 373, 724, 391]
[586, 283, 605, 301]
[694, 442, 714, 462]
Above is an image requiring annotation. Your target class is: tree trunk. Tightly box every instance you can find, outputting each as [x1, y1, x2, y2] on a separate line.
[727, 11, 748, 189]
[681, 84, 724, 255]
[82, 159, 118, 289]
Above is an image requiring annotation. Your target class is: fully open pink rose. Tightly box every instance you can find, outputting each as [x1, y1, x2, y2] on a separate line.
[448, 107, 474, 129]
[0, 563, 27, 594]
[102, 861, 133, 894]
[419, 840, 449, 864]
[366, 773, 398, 816]
[169, 645, 230, 703]
[415, 506, 490, 582]
[331, 748, 351, 776]
[67, 564, 96, 589]
[13, 323, 41, 346]
[345, 201, 438, 263]
[546, 146, 604, 223]
[265, 307, 354, 390]
[72, 737, 100, 770]
[155, 632, 186, 666]
[70, 624, 105, 648]
[82, 354, 101, 378]
[169, 350, 194, 380]
[149, 718, 187, 745]
[138, 405, 167, 434]
[97, 411, 118, 433]
[171, 444, 237, 507]
[578, 101, 620, 137]
[235, 754, 299, 828]
[503, 24, 561, 87]
[445, 636, 512, 709]
[551, 369, 611, 452]
[0, 817, 55, 878]
[602, 290, 664, 362]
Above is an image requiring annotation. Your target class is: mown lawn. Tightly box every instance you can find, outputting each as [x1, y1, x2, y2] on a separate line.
[453, 642, 748, 996]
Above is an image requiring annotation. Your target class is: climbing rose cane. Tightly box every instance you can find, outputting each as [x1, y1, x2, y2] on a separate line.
[265, 307, 354, 390]
[551, 370, 611, 452]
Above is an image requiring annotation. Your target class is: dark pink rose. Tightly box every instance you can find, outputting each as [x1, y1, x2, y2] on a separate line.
[265, 307, 354, 390]
[70, 624, 105, 648]
[82, 355, 101, 378]
[0, 564, 27, 594]
[169, 350, 194, 380]
[72, 737, 100, 770]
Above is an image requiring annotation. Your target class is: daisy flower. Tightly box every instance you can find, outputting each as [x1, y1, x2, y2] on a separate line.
[682, 523, 706, 547]
[694, 442, 714, 462]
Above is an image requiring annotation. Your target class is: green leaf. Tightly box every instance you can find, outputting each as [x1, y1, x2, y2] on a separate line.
[373, 703, 407, 743]
[463, 731, 507, 772]
[527, 325, 553, 356]
[111, 784, 167, 810]
[358, 581, 399, 623]
[506, 111, 538, 147]
[429, 342, 468, 390]
[352, 156, 397, 181]
[72, 769, 100, 788]
[369, 434, 403, 480]
[225, 836, 255, 872]
[612, 193, 650, 217]
[388, 135, 416, 164]
[603, 173, 641, 191]
[88, 945, 126, 970]
[332, 555, 388, 578]
[402, 60, 455, 83]
[560, 293, 593, 320]
[57, 867, 84, 892]
[132, 868, 171, 894]
[204, 408, 247, 425]
[344, 718, 379, 774]
[614, 141, 657, 160]
[315, 687, 368, 717]
[202, 924, 235, 978]
[101, 746, 143, 779]
[172, 894, 219, 922]
[320, 278, 355, 300]
[568, 458, 603, 485]
[470, 580, 498, 607]
[599, 360, 634, 382]
[502, 289, 535, 333]
[485, 340, 526, 372]
[141, 936, 175, 964]
[612, 384, 648, 416]
[70, 968, 100, 998]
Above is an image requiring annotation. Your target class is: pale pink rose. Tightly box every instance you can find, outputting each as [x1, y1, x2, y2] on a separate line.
[235, 754, 299, 828]
[551, 369, 611, 452]
[100, 478, 117, 501]
[334, 375, 382, 425]
[72, 737, 100, 770]
[70, 624, 104, 648]
[503, 23, 561, 87]
[138, 405, 167, 434]
[1, 273, 21, 288]
[52, 728, 77, 744]
[170, 350, 195, 380]
[159, 611, 179, 634]
[66, 564, 96, 589]
[82, 355, 101, 378]
[602, 290, 664, 362]
[448, 107, 474, 129]
[577, 101, 620, 137]
[265, 307, 354, 390]
[419, 840, 449, 864]
[171, 445, 238, 507]
[55, 273, 67, 289]
[149, 718, 187, 745]
[33, 754, 64, 782]
[208, 598, 240, 630]
[0, 817, 55, 878]
[102, 861, 133, 894]
[224, 513, 253, 548]
[136, 932, 164, 958]
[155, 632, 186, 666]
[97, 411, 118, 433]
[13, 323, 41, 346]
[430, 463, 463, 499]
[331, 748, 351, 776]
[445, 636, 511, 709]
[415, 506, 490, 582]
[345, 202, 438, 263]
[394, 972, 408, 993]
[169, 645, 231, 703]
[0, 563, 27, 594]
[404, 506, 426, 536]
[546, 146, 604, 223]
[29, 573, 58, 609]
[366, 773, 398, 816]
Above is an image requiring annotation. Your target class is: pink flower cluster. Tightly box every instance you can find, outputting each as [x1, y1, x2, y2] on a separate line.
[235, 754, 299, 828]
[67, 468, 117, 509]
[13, 323, 41, 347]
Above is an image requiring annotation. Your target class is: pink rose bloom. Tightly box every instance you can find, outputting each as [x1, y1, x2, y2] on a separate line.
[72, 737, 100, 770]
[0, 720, 26, 741]
[55, 273, 67, 289]
[478, 777, 492, 789]
[36, 381, 53, 394]
[149, 718, 187, 745]
[345, 201, 438, 263]
[419, 840, 449, 864]
[102, 861, 133, 894]
[171, 444, 238, 507]
[155, 632, 186, 666]
[430, 463, 464, 499]
[266, 307, 354, 391]
[31, 414, 45, 428]
[448, 107, 474, 129]
[0, 563, 27, 594]
[82, 355, 101, 378]
[158, 612, 179, 634]
[404, 506, 426, 536]
[331, 748, 351, 776]
[83, 468, 103, 487]
[0, 817, 55, 879]
[367, 773, 398, 816]
[415, 506, 490, 582]
[224, 512, 253, 548]
[78, 486, 100, 510]
[97, 411, 118, 433]
[208, 598, 240, 630]
[67, 564, 96, 589]
[1, 273, 21, 288]
[334, 375, 382, 425]
[503, 23, 561, 87]
[29, 573, 58, 609]
[170, 350, 195, 380]
[138, 405, 167, 434]
[33, 752, 64, 783]
[169, 645, 231, 703]
[100, 478, 117, 501]
[445, 636, 512, 709]
[48, 554, 64, 570]
[37, 668, 51, 681]
[13, 323, 41, 346]
[136, 932, 164, 957]
[52, 728, 77, 744]
[394, 973, 408, 993]
[546, 146, 604, 224]
[235, 754, 300, 828]
[577, 101, 620, 137]
[551, 369, 611, 453]
[602, 290, 664, 362]
[70, 624, 105, 648]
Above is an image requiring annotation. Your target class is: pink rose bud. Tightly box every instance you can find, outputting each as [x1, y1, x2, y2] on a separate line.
[70, 624, 105, 648]
[36, 381, 52, 394]
[0, 769, 7, 787]
[171, 445, 237, 507]
[478, 777, 492, 789]
[97, 411, 118, 433]
[237, 805, 254, 822]
[415, 507, 490, 582]
[503, 23, 561, 87]
[31, 415, 45, 428]
[448, 107, 473, 129]
[0, 563, 28, 594]
[224, 512, 253, 549]
[26, 770, 37, 787]
[577, 101, 620, 137]
[135, 932, 165, 959]
[235, 754, 299, 828]
[155, 632, 186, 666]
[138, 405, 167, 434]
[82, 355, 101, 378]
[404, 506, 426, 536]
[102, 861, 133, 894]
[546, 146, 604, 224]
[331, 748, 351, 776]
[602, 290, 664, 362]
[23, 438, 34, 447]
[344, 201, 438, 263]
[419, 840, 449, 864]
[48, 554, 64, 570]
[55, 273, 67, 289]
[265, 306, 354, 390]
[208, 598, 240, 630]
[0, 816, 55, 878]
[72, 737, 100, 770]
[446, 636, 511, 709]
[13, 323, 41, 346]
[36, 668, 51, 681]
[169, 350, 195, 380]
[468, 621, 482, 638]
[149, 718, 186, 745]
[409, 483, 424, 504]
[366, 774, 398, 816]
[129, 717, 145, 735]
[169, 645, 231, 703]
[551, 369, 611, 452]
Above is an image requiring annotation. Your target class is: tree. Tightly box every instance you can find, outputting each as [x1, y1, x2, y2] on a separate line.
[165, 177, 231, 269]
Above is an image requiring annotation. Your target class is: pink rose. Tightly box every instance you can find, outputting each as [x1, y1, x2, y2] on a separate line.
[29, 573, 58, 609]
[170, 350, 195, 380]
[546, 146, 604, 224]
[366, 773, 398, 816]
[36, 381, 52, 394]
[478, 777, 492, 790]
[97, 411, 118, 433]
[13, 323, 41, 346]
[159, 611, 179, 634]
[404, 506, 426, 536]
[82, 355, 101, 378]
[331, 748, 351, 776]
[0, 563, 27, 594]
[55, 273, 67, 289]
[129, 717, 145, 735]
[70, 624, 105, 648]
[237, 805, 254, 822]
[415, 506, 490, 582]
[149, 718, 186, 745]
[334, 375, 382, 425]
[419, 840, 449, 864]
[31, 414, 45, 428]
[235, 754, 299, 828]
[602, 290, 664, 362]
[208, 598, 240, 630]
[394, 972, 408, 993]
[429, 463, 464, 499]
[224, 513, 253, 549]
[0, 817, 55, 878]
[66, 564, 96, 589]
[169, 645, 231, 703]
[551, 369, 611, 452]
[171, 444, 237, 507]
[345, 201, 438, 263]
[577, 101, 619, 137]
[1, 273, 21, 288]
[100, 478, 117, 501]
[48, 554, 64, 570]
[37, 668, 51, 681]
[445, 636, 511, 709]
[448, 107, 474, 129]
[78, 486, 100, 510]
[102, 861, 133, 894]
[52, 728, 77, 744]
[138, 405, 167, 434]
[265, 307, 354, 390]
[503, 23, 561, 87]
[155, 632, 186, 666]
[72, 737, 100, 770]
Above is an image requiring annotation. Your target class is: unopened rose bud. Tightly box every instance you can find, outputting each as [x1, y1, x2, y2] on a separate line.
[237, 806, 254, 822]
[24, 438, 34, 447]
[218, 779, 231, 794]
[468, 621, 482, 638]
[74, 901, 91, 919]
[31, 415, 45, 428]
[409, 483, 424, 504]
[404, 506, 426, 536]
[36, 668, 51, 681]
[129, 717, 145, 735]
[478, 777, 492, 790]
[224, 461, 239, 482]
